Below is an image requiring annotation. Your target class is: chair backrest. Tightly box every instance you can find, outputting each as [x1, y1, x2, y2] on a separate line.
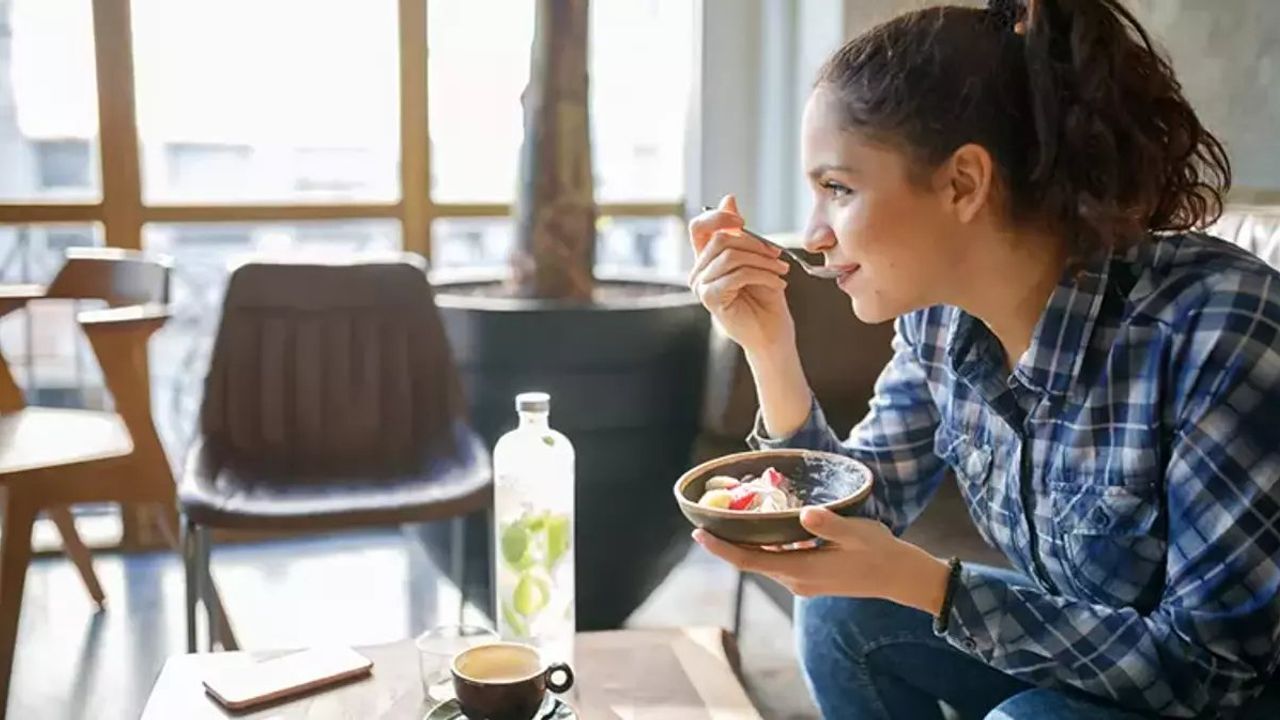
[46, 247, 170, 306]
[1209, 205, 1280, 270]
[199, 255, 465, 477]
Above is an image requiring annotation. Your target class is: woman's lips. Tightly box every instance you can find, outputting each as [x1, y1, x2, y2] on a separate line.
[831, 264, 860, 288]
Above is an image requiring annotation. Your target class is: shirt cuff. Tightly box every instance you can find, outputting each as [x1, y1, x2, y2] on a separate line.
[934, 563, 999, 657]
[746, 395, 829, 450]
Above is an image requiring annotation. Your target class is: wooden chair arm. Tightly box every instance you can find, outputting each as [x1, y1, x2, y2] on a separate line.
[0, 284, 47, 318]
[78, 303, 172, 455]
[77, 304, 171, 333]
[0, 285, 49, 410]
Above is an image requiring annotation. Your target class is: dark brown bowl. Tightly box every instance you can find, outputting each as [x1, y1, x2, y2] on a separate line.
[674, 449, 874, 546]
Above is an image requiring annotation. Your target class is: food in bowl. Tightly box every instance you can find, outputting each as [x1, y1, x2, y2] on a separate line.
[675, 449, 874, 545]
[696, 466, 802, 512]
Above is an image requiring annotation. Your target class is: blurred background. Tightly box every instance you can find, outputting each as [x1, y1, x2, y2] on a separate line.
[0, 1, 1276, 718]
[3, 0, 1277, 548]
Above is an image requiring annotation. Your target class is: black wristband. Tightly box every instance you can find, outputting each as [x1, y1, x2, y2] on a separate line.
[933, 556, 964, 635]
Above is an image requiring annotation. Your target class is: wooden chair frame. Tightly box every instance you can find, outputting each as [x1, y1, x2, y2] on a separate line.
[0, 248, 235, 716]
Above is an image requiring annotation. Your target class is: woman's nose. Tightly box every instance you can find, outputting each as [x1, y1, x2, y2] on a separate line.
[802, 222, 837, 255]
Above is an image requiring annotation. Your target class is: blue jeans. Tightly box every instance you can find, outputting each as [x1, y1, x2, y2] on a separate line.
[794, 567, 1280, 719]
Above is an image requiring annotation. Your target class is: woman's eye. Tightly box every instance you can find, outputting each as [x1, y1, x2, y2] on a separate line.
[820, 180, 852, 198]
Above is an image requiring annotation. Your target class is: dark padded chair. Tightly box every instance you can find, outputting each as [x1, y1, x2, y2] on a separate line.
[178, 255, 491, 652]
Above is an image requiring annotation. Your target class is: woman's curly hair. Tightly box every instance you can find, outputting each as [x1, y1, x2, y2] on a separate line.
[817, 0, 1231, 265]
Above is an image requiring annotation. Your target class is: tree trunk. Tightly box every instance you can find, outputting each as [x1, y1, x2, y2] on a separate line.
[511, 0, 596, 301]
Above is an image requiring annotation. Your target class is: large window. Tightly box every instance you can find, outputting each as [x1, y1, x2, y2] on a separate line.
[131, 0, 401, 204]
[0, 0, 99, 202]
[0, 0, 696, 549]
[426, 0, 693, 269]
[426, 0, 692, 205]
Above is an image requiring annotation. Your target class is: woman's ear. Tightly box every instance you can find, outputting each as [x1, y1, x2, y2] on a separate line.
[938, 143, 995, 224]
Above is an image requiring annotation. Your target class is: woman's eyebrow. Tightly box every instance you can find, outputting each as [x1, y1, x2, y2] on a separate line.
[807, 163, 856, 181]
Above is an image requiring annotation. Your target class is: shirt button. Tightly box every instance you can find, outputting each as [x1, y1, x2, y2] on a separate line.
[962, 638, 977, 651]
[1090, 507, 1109, 529]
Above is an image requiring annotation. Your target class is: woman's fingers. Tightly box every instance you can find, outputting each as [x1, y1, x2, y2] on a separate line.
[688, 229, 784, 285]
[688, 209, 746, 255]
[760, 539, 824, 552]
[696, 247, 790, 287]
[689, 191, 747, 254]
[695, 266, 788, 309]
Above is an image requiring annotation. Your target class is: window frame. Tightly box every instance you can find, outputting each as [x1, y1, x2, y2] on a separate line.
[0, 0, 685, 248]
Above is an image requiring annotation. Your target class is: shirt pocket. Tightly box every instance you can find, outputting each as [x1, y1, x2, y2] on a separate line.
[1049, 478, 1166, 609]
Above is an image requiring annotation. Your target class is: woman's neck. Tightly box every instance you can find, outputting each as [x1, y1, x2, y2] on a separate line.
[956, 225, 1069, 373]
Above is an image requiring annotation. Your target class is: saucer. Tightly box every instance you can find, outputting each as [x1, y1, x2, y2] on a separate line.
[424, 695, 576, 720]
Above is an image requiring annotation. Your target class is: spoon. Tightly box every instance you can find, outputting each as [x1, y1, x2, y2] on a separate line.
[699, 206, 842, 279]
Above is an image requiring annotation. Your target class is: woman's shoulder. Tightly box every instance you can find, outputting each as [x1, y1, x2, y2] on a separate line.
[1124, 231, 1280, 329]
[1125, 233, 1280, 409]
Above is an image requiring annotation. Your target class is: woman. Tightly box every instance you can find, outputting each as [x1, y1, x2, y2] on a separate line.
[687, 1, 1280, 718]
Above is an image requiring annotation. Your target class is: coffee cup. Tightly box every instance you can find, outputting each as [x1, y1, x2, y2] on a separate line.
[450, 642, 573, 720]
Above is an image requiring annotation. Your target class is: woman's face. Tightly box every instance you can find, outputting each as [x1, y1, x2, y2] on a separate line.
[801, 86, 973, 324]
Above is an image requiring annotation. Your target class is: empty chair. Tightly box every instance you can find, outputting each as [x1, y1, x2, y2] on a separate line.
[178, 255, 491, 651]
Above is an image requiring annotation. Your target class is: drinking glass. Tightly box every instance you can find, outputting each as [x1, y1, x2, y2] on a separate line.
[416, 624, 499, 703]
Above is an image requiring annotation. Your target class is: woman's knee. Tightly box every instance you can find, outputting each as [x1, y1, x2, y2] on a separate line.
[986, 687, 1142, 720]
[986, 688, 1060, 720]
[796, 596, 853, 671]
[794, 596, 877, 708]
[795, 595, 939, 716]
[794, 595, 918, 669]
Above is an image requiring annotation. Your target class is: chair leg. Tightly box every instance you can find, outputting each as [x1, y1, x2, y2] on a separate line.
[731, 571, 747, 639]
[152, 504, 180, 548]
[451, 516, 466, 624]
[196, 525, 217, 652]
[47, 507, 105, 608]
[197, 526, 240, 652]
[0, 490, 37, 717]
[211, 594, 239, 652]
[180, 515, 238, 653]
[181, 515, 199, 653]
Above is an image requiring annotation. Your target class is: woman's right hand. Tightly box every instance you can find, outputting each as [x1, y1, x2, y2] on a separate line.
[688, 195, 795, 356]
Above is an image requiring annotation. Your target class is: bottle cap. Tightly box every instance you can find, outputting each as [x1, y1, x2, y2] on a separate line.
[515, 392, 550, 413]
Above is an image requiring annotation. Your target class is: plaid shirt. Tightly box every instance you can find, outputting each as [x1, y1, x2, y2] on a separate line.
[751, 232, 1280, 717]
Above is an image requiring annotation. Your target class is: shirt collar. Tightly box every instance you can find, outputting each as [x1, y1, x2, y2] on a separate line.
[948, 254, 1112, 398]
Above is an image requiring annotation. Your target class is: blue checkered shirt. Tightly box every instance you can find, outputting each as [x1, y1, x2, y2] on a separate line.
[751, 233, 1280, 717]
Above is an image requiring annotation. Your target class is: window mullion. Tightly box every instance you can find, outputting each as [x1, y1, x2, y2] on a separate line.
[91, 0, 144, 250]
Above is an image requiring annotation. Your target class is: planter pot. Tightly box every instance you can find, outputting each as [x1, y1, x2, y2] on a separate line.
[413, 269, 710, 630]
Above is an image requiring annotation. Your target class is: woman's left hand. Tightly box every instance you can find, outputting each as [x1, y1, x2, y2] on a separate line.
[692, 507, 952, 615]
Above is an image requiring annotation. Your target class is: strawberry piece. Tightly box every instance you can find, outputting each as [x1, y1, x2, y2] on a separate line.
[762, 467, 787, 489]
[728, 485, 758, 510]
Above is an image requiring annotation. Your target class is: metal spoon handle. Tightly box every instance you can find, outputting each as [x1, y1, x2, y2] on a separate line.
[698, 206, 840, 279]
[701, 206, 839, 279]
[738, 227, 812, 265]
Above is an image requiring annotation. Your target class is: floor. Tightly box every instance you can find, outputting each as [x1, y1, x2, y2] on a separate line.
[10, 479, 995, 720]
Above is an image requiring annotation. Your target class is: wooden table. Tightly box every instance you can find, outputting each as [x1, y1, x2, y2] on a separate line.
[141, 627, 761, 719]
